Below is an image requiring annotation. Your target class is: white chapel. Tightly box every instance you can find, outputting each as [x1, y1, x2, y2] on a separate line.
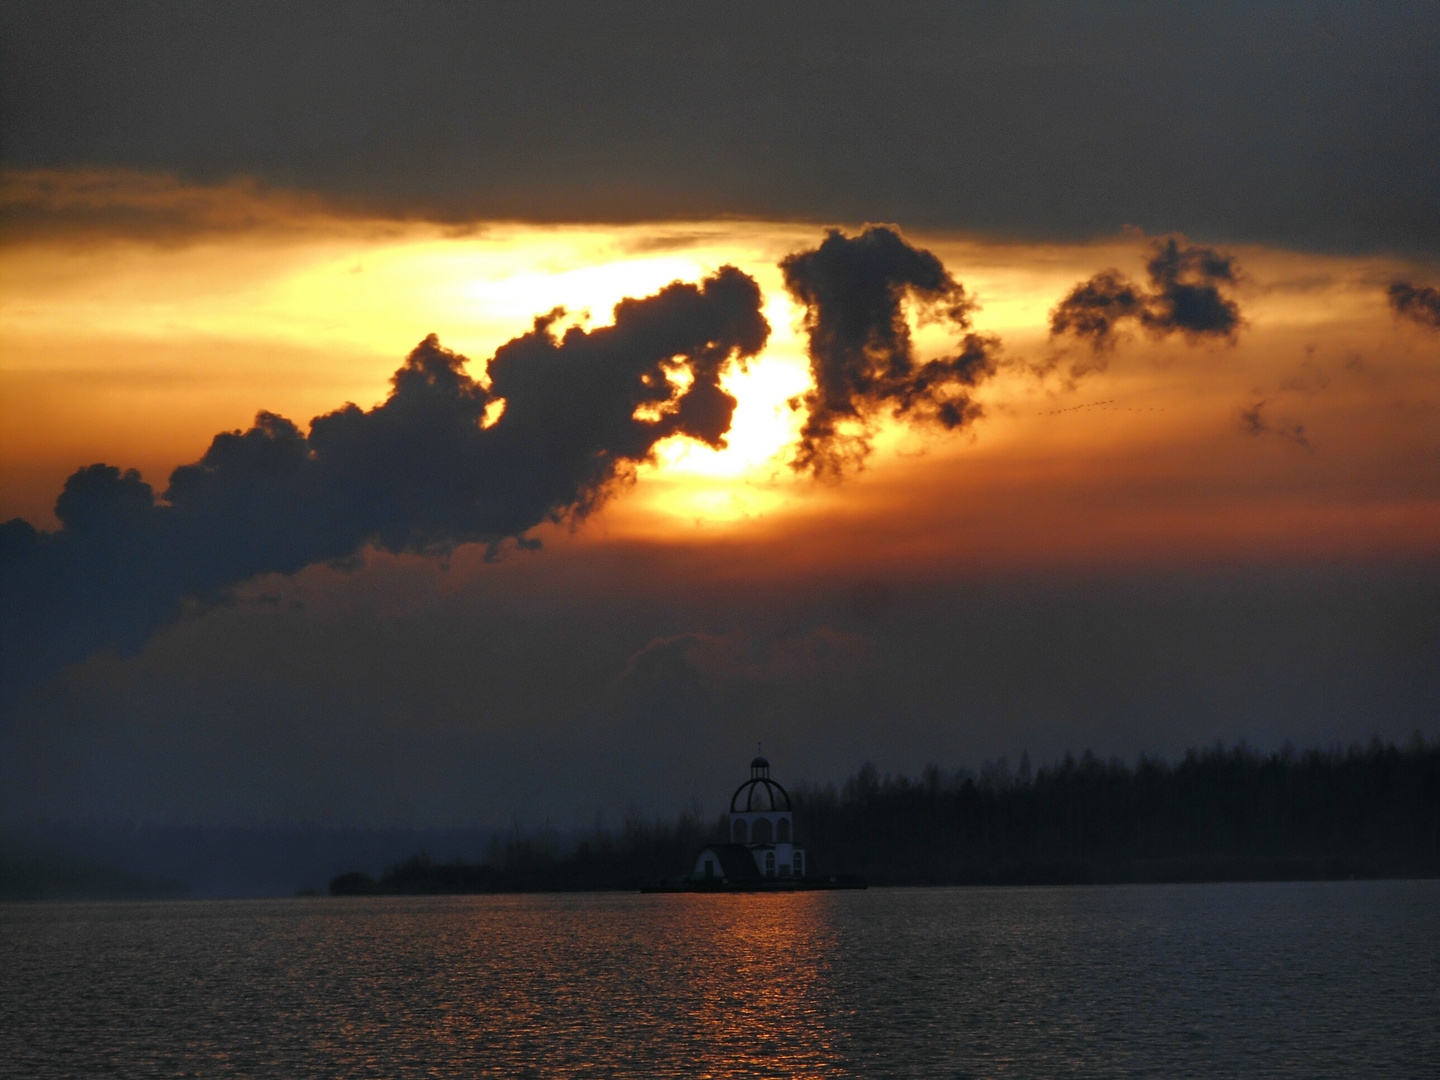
[692, 755, 806, 882]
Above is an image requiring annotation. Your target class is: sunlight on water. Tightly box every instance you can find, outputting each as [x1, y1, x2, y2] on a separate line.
[2, 882, 1437, 1078]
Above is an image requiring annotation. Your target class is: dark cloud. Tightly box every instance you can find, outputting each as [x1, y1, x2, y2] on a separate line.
[1051, 236, 1243, 353]
[1235, 348, 1334, 451]
[3, 3, 1436, 254]
[1043, 271, 1147, 353]
[1239, 400, 1310, 450]
[1141, 238, 1243, 336]
[1388, 282, 1440, 330]
[780, 225, 1000, 477]
[1238, 403, 1266, 437]
[0, 267, 768, 700]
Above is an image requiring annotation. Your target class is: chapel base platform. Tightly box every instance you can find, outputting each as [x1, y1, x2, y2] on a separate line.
[640, 875, 866, 893]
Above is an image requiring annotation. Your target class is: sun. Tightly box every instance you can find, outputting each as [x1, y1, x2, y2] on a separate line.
[650, 298, 812, 477]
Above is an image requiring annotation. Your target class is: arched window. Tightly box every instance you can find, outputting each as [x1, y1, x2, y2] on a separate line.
[776, 817, 791, 843]
[752, 817, 773, 844]
[732, 818, 748, 843]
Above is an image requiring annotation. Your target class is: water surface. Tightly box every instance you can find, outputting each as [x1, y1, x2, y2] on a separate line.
[3, 881, 1435, 1077]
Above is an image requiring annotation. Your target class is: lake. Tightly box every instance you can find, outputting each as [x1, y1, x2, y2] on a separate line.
[2, 881, 1435, 1077]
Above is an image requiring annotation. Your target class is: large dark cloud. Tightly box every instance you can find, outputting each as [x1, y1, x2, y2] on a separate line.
[1050, 237, 1243, 352]
[2, 2, 1436, 254]
[0, 267, 768, 699]
[1388, 282, 1440, 330]
[781, 226, 1000, 476]
[4, 547, 1435, 827]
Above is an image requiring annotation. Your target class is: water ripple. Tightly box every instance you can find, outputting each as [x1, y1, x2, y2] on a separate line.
[2, 881, 1436, 1078]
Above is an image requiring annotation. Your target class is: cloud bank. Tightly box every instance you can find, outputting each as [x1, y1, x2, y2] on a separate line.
[0, 267, 769, 699]
[780, 226, 1000, 476]
[4, 4, 1437, 254]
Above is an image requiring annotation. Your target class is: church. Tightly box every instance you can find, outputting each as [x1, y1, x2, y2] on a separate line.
[641, 754, 864, 891]
[691, 754, 807, 883]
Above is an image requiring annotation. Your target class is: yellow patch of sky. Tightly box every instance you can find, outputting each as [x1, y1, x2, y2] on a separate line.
[1, 219, 824, 524]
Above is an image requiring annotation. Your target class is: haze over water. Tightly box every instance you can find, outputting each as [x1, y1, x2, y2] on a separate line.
[4, 881, 1435, 1078]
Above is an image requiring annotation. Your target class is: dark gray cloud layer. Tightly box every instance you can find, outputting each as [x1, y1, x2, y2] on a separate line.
[3, 1, 1436, 253]
[1051, 237, 1243, 351]
[781, 226, 999, 476]
[4, 551, 1435, 826]
[0, 268, 768, 699]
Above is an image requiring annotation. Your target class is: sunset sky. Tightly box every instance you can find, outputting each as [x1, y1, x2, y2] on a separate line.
[2, 2, 1437, 827]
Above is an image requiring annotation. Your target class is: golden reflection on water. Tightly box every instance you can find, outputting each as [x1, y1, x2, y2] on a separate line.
[428, 892, 847, 1079]
[670, 894, 842, 1078]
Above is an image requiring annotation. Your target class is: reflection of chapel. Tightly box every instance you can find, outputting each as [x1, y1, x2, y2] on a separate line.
[693, 755, 806, 882]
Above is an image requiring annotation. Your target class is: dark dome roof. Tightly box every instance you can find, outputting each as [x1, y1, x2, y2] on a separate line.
[751, 755, 769, 769]
[731, 776, 791, 813]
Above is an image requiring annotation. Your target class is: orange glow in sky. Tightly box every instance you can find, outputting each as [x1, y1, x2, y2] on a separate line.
[2, 171, 1438, 568]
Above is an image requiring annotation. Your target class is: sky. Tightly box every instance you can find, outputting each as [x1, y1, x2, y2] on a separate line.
[2, 2, 1438, 828]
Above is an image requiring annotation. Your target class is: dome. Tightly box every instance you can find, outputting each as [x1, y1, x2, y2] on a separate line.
[730, 775, 792, 813]
[731, 751, 790, 812]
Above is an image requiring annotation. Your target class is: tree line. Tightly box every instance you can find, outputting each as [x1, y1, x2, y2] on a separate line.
[330, 812, 714, 895]
[794, 735, 1439, 885]
[331, 735, 1440, 894]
